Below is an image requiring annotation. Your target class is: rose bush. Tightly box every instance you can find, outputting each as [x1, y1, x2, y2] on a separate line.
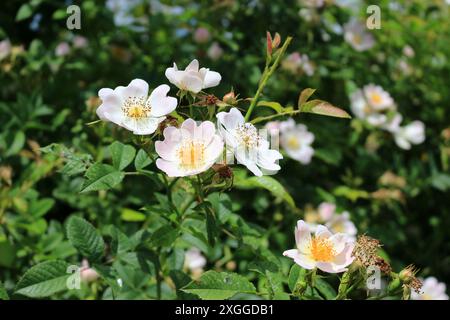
[0, 0, 449, 300]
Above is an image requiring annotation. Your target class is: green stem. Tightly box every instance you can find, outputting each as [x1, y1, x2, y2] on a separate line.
[244, 37, 292, 122]
[250, 109, 301, 124]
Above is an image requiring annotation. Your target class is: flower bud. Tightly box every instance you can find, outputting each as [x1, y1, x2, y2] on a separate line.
[272, 32, 281, 49]
[223, 90, 237, 105]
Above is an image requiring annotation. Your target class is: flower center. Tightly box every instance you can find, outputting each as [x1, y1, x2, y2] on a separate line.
[309, 237, 335, 262]
[178, 141, 206, 170]
[122, 96, 151, 119]
[370, 93, 382, 105]
[286, 136, 300, 150]
[235, 124, 259, 148]
[353, 34, 362, 45]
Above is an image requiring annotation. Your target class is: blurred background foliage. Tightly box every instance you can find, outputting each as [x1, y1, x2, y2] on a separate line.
[0, 0, 449, 299]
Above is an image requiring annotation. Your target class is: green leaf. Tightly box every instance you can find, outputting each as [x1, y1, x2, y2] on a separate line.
[150, 225, 178, 247]
[300, 100, 351, 119]
[5, 131, 25, 157]
[315, 278, 337, 300]
[0, 282, 9, 300]
[66, 216, 105, 261]
[234, 174, 295, 207]
[52, 9, 67, 20]
[298, 88, 316, 107]
[134, 149, 153, 170]
[81, 163, 124, 193]
[182, 271, 256, 300]
[288, 264, 307, 292]
[110, 141, 136, 171]
[121, 208, 146, 222]
[257, 101, 284, 113]
[265, 271, 290, 300]
[14, 261, 70, 298]
[16, 4, 34, 21]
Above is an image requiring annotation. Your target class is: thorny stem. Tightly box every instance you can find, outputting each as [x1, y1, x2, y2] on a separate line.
[244, 37, 292, 122]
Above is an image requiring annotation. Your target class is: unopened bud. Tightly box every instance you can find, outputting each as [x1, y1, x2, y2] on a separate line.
[399, 265, 419, 284]
[272, 32, 281, 49]
[266, 31, 273, 56]
[223, 90, 237, 105]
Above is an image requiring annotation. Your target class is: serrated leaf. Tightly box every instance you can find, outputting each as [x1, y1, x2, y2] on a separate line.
[234, 175, 295, 207]
[182, 271, 256, 300]
[150, 225, 178, 247]
[298, 88, 316, 107]
[134, 149, 153, 170]
[66, 216, 105, 261]
[300, 100, 351, 119]
[110, 141, 136, 171]
[0, 282, 9, 300]
[81, 163, 124, 193]
[14, 261, 70, 298]
[265, 271, 290, 300]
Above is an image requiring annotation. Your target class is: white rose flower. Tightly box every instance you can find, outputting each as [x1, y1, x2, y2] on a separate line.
[350, 84, 396, 127]
[393, 121, 425, 150]
[155, 119, 224, 177]
[0, 39, 12, 61]
[325, 211, 357, 241]
[216, 108, 282, 176]
[411, 277, 449, 300]
[279, 119, 314, 164]
[283, 220, 355, 273]
[96, 79, 177, 135]
[344, 19, 375, 52]
[165, 59, 221, 94]
[184, 248, 207, 272]
[207, 42, 224, 61]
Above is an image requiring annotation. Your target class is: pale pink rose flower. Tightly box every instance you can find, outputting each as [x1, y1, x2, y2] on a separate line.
[0, 39, 12, 61]
[207, 42, 223, 61]
[165, 59, 221, 93]
[193, 27, 210, 44]
[318, 202, 336, 221]
[394, 121, 425, 150]
[411, 277, 449, 300]
[283, 220, 355, 273]
[55, 42, 70, 57]
[73, 35, 88, 49]
[155, 119, 224, 177]
[343, 19, 375, 52]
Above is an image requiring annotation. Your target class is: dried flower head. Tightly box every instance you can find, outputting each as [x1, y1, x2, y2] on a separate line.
[400, 265, 422, 294]
[353, 235, 392, 275]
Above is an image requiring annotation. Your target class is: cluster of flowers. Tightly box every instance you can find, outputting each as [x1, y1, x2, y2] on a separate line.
[96, 59, 283, 177]
[350, 84, 425, 150]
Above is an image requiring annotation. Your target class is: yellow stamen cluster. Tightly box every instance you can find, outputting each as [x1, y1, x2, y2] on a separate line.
[122, 96, 151, 119]
[370, 93, 382, 104]
[286, 136, 300, 150]
[235, 124, 260, 148]
[178, 141, 206, 170]
[310, 237, 335, 262]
